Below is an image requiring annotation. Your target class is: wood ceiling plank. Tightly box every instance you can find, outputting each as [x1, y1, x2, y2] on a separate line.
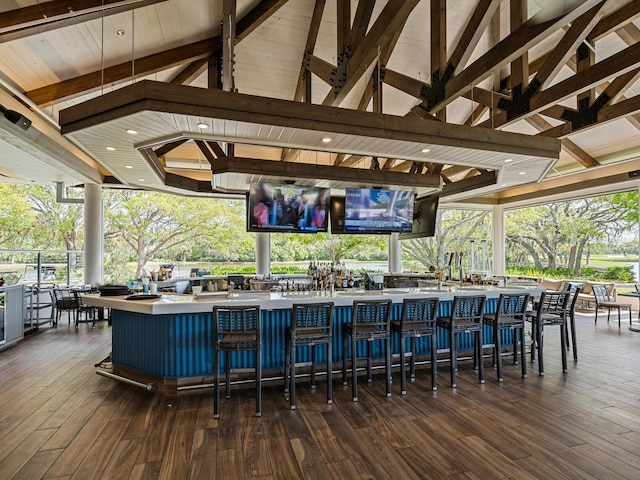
[212, 156, 442, 189]
[0, 0, 168, 42]
[436, 0, 604, 113]
[26, 37, 222, 106]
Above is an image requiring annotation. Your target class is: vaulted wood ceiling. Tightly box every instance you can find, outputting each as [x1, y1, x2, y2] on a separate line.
[1, 0, 640, 207]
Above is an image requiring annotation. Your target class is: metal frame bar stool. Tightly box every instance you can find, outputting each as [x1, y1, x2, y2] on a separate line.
[483, 293, 530, 381]
[391, 297, 439, 393]
[342, 299, 392, 401]
[284, 301, 334, 410]
[526, 291, 570, 376]
[212, 305, 262, 418]
[436, 295, 486, 388]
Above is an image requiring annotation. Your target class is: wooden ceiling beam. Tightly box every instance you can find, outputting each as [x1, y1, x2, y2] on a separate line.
[207, 141, 226, 159]
[154, 139, 189, 158]
[293, 0, 326, 103]
[348, 0, 376, 50]
[480, 40, 640, 129]
[431, 0, 447, 121]
[323, 0, 420, 107]
[530, 2, 605, 91]
[587, 0, 640, 42]
[509, 0, 529, 91]
[212, 156, 443, 190]
[170, 58, 208, 85]
[304, 54, 337, 86]
[441, 170, 497, 198]
[195, 140, 216, 166]
[0, 0, 168, 43]
[235, 0, 290, 43]
[336, 0, 350, 59]
[27, 37, 221, 106]
[525, 115, 596, 168]
[448, 0, 500, 74]
[434, 0, 604, 113]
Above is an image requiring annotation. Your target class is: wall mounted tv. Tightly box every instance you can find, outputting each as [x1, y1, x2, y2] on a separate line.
[246, 182, 329, 233]
[343, 188, 415, 234]
[398, 194, 440, 240]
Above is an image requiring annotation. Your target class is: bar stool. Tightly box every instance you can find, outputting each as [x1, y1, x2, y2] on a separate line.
[526, 291, 570, 376]
[212, 305, 261, 418]
[436, 295, 486, 388]
[342, 299, 392, 401]
[284, 302, 334, 410]
[483, 293, 530, 381]
[391, 297, 439, 393]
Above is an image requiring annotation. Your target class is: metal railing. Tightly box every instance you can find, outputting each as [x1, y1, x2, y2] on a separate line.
[0, 249, 85, 288]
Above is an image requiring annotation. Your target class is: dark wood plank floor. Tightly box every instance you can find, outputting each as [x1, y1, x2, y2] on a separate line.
[2, 310, 640, 479]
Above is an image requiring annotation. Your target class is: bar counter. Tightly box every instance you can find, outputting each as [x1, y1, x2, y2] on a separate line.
[85, 285, 543, 393]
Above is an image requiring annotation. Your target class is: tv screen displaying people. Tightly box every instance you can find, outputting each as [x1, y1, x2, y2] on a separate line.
[247, 182, 329, 233]
[344, 187, 414, 233]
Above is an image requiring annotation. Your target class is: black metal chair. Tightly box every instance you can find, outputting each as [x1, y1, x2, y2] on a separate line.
[436, 295, 486, 388]
[526, 291, 570, 376]
[391, 297, 439, 393]
[284, 302, 334, 410]
[483, 293, 529, 381]
[212, 305, 261, 418]
[592, 284, 632, 327]
[566, 285, 582, 361]
[342, 299, 392, 401]
[53, 286, 79, 327]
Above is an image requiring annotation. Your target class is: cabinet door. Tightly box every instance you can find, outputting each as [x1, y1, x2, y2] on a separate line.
[4, 286, 25, 345]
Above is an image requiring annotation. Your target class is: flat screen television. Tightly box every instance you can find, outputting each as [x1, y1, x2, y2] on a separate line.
[399, 195, 439, 240]
[246, 182, 329, 233]
[344, 187, 415, 233]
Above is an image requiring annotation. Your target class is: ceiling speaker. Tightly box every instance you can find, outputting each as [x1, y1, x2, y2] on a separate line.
[4, 110, 32, 131]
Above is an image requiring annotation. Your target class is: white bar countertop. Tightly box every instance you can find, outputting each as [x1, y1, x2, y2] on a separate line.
[83, 285, 544, 316]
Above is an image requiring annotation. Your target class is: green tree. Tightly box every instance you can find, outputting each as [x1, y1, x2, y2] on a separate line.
[103, 190, 232, 279]
[0, 184, 37, 249]
[402, 209, 492, 273]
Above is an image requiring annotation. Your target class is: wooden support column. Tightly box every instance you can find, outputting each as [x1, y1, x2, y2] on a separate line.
[577, 40, 595, 108]
[431, 0, 446, 121]
[509, 0, 528, 91]
[222, 0, 236, 92]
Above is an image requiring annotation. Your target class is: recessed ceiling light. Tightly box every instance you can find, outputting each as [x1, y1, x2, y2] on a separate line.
[197, 122, 209, 129]
[504, 158, 513, 163]
[321, 137, 332, 143]
[500, 184, 507, 187]
[421, 148, 430, 153]
[519, 171, 526, 175]
[138, 178, 145, 182]
[116, 29, 125, 36]
[106, 146, 116, 151]
[126, 129, 138, 135]
[125, 165, 133, 169]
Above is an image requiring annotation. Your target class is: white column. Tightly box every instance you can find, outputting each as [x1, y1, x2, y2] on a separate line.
[84, 183, 103, 287]
[388, 233, 401, 273]
[256, 232, 270, 276]
[637, 186, 640, 282]
[492, 205, 505, 276]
